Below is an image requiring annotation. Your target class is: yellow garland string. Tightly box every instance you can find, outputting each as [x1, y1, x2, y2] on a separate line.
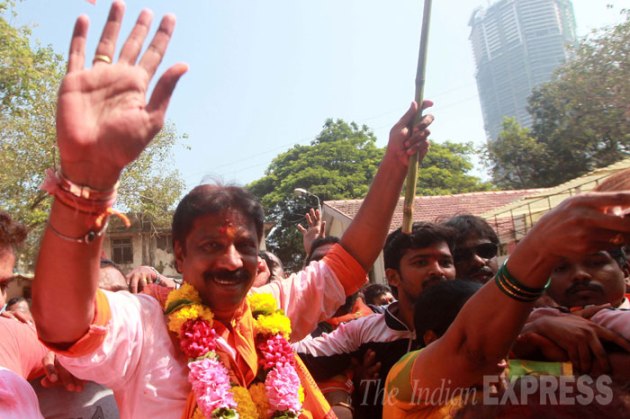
[254, 311, 292, 338]
[298, 385, 305, 404]
[247, 293, 277, 315]
[231, 386, 259, 419]
[165, 283, 202, 309]
[248, 382, 270, 418]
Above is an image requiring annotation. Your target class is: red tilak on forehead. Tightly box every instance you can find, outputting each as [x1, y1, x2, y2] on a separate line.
[218, 221, 235, 239]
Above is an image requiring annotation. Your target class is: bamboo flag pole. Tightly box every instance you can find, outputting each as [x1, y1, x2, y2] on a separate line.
[402, 0, 433, 234]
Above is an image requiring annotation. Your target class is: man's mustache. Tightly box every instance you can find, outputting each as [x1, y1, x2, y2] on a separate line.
[566, 281, 604, 296]
[203, 268, 251, 282]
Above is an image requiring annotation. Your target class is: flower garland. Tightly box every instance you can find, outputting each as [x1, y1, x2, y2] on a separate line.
[165, 284, 304, 418]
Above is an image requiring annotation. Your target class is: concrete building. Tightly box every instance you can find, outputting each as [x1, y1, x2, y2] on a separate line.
[469, 0, 577, 140]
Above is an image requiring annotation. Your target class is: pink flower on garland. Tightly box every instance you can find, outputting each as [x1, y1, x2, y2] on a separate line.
[264, 363, 302, 413]
[258, 334, 295, 370]
[180, 319, 217, 359]
[188, 358, 236, 415]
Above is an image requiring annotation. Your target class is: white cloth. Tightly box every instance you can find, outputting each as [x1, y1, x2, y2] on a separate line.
[0, 367, 44, 419]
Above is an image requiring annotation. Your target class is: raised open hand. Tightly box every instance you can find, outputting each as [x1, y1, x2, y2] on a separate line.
[56, 1, 187, 190]
[297, 208, 326, 255]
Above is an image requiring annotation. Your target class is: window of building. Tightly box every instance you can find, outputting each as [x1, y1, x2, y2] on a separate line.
[111, 238, 133, 264]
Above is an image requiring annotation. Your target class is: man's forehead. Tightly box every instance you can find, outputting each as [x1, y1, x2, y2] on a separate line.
[191, 210, 257, 235]
[404, 242, 453, 258]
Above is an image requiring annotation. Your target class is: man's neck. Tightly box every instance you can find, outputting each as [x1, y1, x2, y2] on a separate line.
[396, 298, 415, 331]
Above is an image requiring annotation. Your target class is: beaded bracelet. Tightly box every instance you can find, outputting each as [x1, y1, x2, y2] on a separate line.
[494, 259, 550, 303]
[40, 168, 130, 244]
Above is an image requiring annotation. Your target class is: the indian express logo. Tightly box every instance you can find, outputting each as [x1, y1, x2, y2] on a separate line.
[483, 374, 613, 406]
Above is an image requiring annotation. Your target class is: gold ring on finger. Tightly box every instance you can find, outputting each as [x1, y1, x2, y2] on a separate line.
[93, 54, 112, 65]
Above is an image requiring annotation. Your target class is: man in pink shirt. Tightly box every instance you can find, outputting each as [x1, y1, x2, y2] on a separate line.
[30, 2, 435, 417]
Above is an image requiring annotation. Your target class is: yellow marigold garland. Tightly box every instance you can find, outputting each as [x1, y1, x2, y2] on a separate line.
[231, 386, 259, 419]
[247, 293, 277, 315]
[248, 382, 270, 418]
[254, 311, 292, 338]
[166, 290, 304, 418]
[165, 282, 201, 310]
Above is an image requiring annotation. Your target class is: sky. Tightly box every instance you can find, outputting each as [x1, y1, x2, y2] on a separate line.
[12, 0, 630, 190]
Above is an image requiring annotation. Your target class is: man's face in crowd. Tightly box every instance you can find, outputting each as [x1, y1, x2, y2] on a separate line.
[175, 209, 259, 320]
[252, 258, 271, 288]
[0, 246, 16, 307]
[374, 291, 395, 306]
[387, 241, 456, 303]
[452, 235, 498, 283]
[548, 251, 628, 308]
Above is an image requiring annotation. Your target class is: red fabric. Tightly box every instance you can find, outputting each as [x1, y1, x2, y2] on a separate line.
[0, 318, 48, 380]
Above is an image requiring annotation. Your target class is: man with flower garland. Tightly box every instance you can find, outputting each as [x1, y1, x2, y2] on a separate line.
[30, 2, 435, 418]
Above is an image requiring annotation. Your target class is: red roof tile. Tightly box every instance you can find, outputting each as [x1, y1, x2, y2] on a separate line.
[324, 189, 546, 232]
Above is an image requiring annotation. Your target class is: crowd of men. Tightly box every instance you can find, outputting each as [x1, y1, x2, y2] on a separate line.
[1, 2, 629, 418]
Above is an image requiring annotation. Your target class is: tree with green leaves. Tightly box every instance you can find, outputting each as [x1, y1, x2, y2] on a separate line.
[0, 1, 185, 266]
[248, 119, 382, 270]
[486, 12, 629, 187]
[248, 119, 490, 271]
[483, 118, 550, 189]
[418, 141, 493, 195]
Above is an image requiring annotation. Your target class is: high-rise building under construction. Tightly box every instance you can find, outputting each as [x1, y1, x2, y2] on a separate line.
[469, 0, 577, 140]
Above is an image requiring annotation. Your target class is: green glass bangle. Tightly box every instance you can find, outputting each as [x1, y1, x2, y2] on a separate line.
[494, 273, 540, 303]
[500, 259, 550, 294]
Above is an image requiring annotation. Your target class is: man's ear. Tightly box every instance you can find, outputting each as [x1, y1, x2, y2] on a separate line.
[623, 261, 630, 290]
[174, 241, 184, 274]
[385, 268, 401, 288]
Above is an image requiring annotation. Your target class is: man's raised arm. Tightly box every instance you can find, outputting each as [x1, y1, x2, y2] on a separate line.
[32, 1, 186, 344]
[340, 101, 434, 271]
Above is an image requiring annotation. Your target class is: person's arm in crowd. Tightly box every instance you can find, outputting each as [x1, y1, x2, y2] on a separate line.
[339, 101, 433, 272]
[31, 1, 187, 345]
[514, 313, 630, 374]
[126, 265, 177, 293]
[409, 192, 630, 392]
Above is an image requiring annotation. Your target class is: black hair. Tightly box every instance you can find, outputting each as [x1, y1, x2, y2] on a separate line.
[172, 184, 264, 251]
[0, 211, 27, 252]
[384, 222, 456, 271]
[6, 296, 27, 307]
[442, 214, 499, 247]
[305, 236, 341, 265]
[413, 279, 481, 346]
[608, 247, 628, 270]
[362, 283, 393, 305]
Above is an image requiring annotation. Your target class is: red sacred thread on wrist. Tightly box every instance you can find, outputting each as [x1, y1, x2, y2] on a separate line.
[40, 168, 130, 228]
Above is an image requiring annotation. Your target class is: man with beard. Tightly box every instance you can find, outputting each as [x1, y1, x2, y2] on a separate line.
[30, 2, 435, 418]
[295, 222, 457, 419]
[442, 214, 499, 284]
